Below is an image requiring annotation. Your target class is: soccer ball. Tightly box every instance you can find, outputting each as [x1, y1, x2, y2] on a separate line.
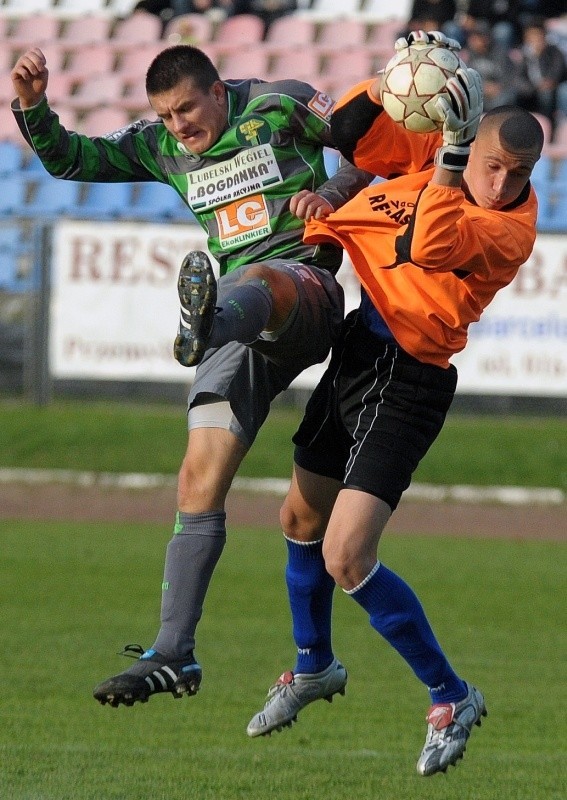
[380, 44, 464, 133]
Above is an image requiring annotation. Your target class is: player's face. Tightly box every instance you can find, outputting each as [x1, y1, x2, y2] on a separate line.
[465, 128, 539, 211]
[149, 76, 227, 154]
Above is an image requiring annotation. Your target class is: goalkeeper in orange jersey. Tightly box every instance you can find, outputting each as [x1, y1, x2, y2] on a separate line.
[247, 30, 544, 776]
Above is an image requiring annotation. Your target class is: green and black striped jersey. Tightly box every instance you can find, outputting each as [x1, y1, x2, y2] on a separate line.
[13, 78, 369, 276]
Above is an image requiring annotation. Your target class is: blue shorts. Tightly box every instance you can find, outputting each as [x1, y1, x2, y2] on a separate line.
[293, 310, 458, 511]
[188, 259, 344, 447]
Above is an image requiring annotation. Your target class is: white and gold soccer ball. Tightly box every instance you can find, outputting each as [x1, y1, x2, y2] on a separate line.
[380, 44, 464, 133]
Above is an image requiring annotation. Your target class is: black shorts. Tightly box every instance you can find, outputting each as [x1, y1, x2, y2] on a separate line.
[293, 310, 458, 511]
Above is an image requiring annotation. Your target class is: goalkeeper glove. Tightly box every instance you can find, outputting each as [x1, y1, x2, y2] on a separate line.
[394, 29, 461, 52]
[434, 67, 483, 172]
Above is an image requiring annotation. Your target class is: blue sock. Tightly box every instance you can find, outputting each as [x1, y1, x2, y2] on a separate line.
[348, 562, 467, 704]
[285, 537, 335, 674]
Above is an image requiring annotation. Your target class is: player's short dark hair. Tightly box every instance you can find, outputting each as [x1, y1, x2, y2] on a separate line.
[481, 106, 545, 154]
[145, 45, 221, 96]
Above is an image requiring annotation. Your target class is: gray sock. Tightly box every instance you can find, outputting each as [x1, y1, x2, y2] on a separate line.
[151, 510, 226, 659]
[208, 278, 273, 348]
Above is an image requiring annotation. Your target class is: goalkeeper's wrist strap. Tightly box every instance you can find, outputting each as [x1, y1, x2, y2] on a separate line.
[434, 144, 470, 172]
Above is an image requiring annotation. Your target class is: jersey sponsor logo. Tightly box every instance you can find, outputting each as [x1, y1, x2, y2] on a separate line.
[236, 115, 272, 146]
[369, 192, 414, 225]
[308, 91, 334, 121]
[186, 144, 283, 211]
[215, 194, 272, 249]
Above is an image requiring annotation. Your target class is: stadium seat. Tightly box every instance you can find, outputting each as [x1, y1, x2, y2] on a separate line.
[132, 182, 190, 221]
[268, 48, 321, 85]
[359, 0, 413, 23]
[65, 44, 118, 81]
[221, 48, 271, 81]
[321, 47, 375, 85]
[6, 13, 61, 48]
[163, 13, 214, 46]
[55, 0, 112, 14]
[120, 80, 154, 117]
[317, 18, 368, 50]
[1, 0, 55, 14]
[366, 19, 405, 50]
[214, 15, 266, 52]
[0, 224, 33, 292]
[19, 177, 82, 218]
[58, 15, 114, 45]
[66, 74, 127, 112]
[0, 106, 26, 145]
[112, 11, 163, 46]
[0, 176, 29, 216]
[78, 106, 132, 137]
[80, 182, 134, 219]
[264, 15, 316, 52]
[0, 141, 24, 177]
[115, 43, 168, 80]
[301, 0, 363, 19]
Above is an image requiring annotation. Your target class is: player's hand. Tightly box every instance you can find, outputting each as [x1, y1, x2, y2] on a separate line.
[11, 48, 49, 108]
[395, 30, 461, 52]
[436, 66, 483, 146]
[290, 190, 333, 221]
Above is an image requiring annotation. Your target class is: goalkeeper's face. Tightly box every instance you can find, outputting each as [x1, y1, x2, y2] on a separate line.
[149, 76, 228, 154]
[465, 128, 539, 211]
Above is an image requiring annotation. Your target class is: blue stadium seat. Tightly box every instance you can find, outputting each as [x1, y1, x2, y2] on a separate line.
[0, 176, 29, 217]
[132, 182, 191, 221]
[0, 142, 25, 177]
[18, 177, 82, 218]
[80, 182, 134, 219]
[0, 224, 34, 292]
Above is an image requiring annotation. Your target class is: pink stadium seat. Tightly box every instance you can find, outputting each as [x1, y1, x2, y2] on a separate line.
[58, 15, 114, 45]
[116, 43, 168, 79]
[321, 48, 375, 84]
[163, 13, 214, 46]
[65, 44, 118, 81]
[120, 79, 154, 117]
[112, 11, 163, 45]
[7, 14, 61, 48]
[214, 14, 265, 50]
[0, 106, 29, 144]
[78, 106, 132, 137]
[317, 18, 368, 50]
[221, 48, 271, 81]
[267, 48, 322, 86]
[66, 73, 127, 112]
[265, 15, 316, 52]
[366, 19, 404, 50]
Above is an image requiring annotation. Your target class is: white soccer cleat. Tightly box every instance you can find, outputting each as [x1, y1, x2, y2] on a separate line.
[247, 658, 347, 737]
[417, 683, 487, 776]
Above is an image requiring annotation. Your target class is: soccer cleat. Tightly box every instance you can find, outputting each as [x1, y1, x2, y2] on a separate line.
[416, 683, 487, 776]
[173, 250, 217, 367]
[246, 658, 347, 737]
[93, 644, 202, 708]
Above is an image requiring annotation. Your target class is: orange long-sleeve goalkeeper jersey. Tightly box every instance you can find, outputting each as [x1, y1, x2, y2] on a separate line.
[305, 80, 538, 368]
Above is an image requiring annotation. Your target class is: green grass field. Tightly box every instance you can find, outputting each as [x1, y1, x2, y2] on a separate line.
[2, 519, 566, 800]
[1, 398, 566, 489]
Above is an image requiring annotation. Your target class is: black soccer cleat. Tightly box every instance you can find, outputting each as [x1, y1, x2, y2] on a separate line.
[173, 250, 217, 367]
[93, 644, 202, 708]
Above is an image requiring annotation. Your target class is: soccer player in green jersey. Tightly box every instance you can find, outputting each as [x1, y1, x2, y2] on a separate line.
[11, 44, 370, 707]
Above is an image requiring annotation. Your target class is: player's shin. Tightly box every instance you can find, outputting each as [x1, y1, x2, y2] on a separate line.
[285, 536, 336, 674]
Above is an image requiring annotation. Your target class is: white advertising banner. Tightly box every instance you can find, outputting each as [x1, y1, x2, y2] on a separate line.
[50, 221, 567, 396]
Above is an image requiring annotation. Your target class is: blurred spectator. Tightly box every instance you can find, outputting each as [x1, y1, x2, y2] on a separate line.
[463, 19, 520, 110]
[516, 17, 567, 134]
[235, 1, 298, 32]
[518, 1, 567, 28]
[405, 0, 458, 32]
[457, 1, 521, 48]
[133, 0, 236, 25]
